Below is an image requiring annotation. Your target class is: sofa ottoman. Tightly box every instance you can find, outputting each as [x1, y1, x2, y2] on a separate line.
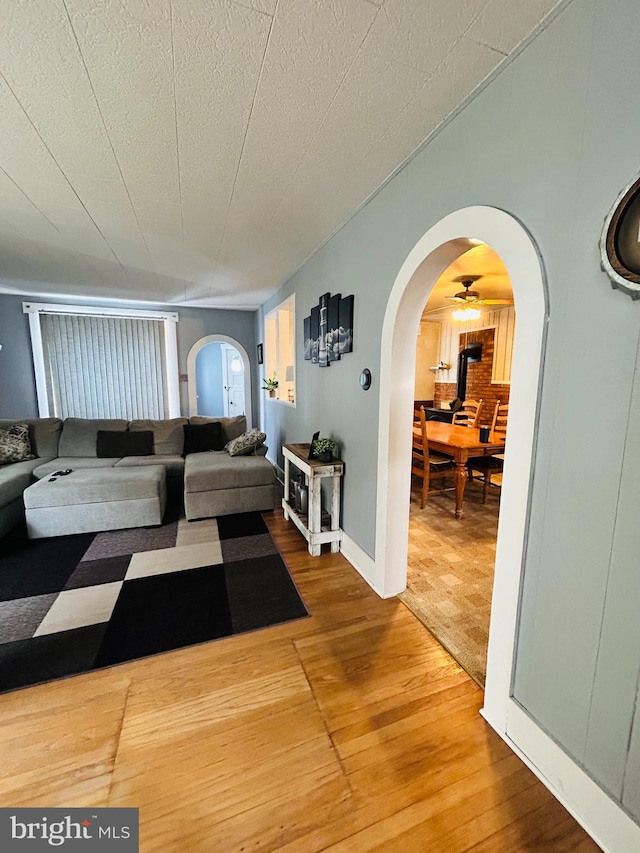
[24, 465, 167, 538]
[184, 452, 275, 520]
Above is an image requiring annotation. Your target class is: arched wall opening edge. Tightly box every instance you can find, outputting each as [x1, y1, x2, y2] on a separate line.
[375, 206, 547, 732]
[186, 334, 253, 428]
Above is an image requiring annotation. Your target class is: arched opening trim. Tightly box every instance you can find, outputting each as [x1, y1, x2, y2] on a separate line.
[186, 335, 253, 427]
[376, 206, 547, 731]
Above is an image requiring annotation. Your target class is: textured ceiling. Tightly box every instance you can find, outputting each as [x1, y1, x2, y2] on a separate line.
[0, 0, 561, 309]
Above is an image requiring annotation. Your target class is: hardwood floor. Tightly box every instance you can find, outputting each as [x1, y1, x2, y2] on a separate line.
[0, 511, 600, 852]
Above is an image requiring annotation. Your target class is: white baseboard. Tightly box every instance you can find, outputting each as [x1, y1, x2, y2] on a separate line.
[339, 531, 386, 597]
[481, 699, 640, 853]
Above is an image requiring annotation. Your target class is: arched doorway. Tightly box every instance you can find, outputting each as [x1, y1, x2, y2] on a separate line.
[195, 342, 246, 418]
[404, 244, 515, 687]
[187, 335, 253, 427]
[375, 206, 547, 733]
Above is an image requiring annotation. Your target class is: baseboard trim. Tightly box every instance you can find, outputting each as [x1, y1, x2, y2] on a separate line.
[340, 531, 385, 597]
[481, 699, 640, 853]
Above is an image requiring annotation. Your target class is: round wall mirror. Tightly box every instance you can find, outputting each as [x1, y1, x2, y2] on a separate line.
[601, 175, 640, 298]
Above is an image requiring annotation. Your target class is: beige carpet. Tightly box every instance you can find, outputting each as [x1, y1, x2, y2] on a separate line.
[399, 476, 500, 686]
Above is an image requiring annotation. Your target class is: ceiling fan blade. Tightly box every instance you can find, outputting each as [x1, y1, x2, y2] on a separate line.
[423, 305, 454, 315]
[477, 298, 514, 305]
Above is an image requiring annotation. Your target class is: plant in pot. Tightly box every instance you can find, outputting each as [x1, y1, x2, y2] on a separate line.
[312, 437, 337, 463]
[262, 372, 278, 397]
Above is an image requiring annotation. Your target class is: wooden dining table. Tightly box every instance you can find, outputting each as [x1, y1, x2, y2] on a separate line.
[412, 421, 506, 518]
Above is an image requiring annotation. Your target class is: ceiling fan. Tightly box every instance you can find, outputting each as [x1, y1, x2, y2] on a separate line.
[446, 275, 513, 306]
[424, 274, 513, 317]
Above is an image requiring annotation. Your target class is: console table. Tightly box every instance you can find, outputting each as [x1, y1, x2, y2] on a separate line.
[282, 443, 343, 556]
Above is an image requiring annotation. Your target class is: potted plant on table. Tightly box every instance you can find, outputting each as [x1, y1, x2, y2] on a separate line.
[262, 372, 278, 397]
[312, 437, 337, 463]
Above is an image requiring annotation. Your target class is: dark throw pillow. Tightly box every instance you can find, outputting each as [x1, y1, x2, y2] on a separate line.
[96, 430, 154, 458]
[183, 422, 223, 456]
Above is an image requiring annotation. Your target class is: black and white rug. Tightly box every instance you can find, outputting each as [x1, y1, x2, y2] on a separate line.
[0, 507, 308, 693]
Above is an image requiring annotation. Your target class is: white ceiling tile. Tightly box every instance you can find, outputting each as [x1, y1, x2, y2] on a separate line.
[467, 0, 563, 55]
[173, 0, 272, 253]
[0, 0, 157, 279]
[0, 173, 120, 290]
[266, 46, 427, 243]
[0, 222, 123, 295]
[0, 232, 60, 286]
[365, 0, 490, 73]
[84, 202, 156, 272]
[318, 39, 503, 230]
[221, 0, 379, 237]
[0, 76, 124, 265]
[65, 0, 181, 226]
[0, 0, 559, 306]
[0, 1, 133, 205]
[235, 0, 278, 15]
[270, 38, 500, 272]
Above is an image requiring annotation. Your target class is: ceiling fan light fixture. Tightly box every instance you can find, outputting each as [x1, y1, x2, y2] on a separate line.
[452, 306, 481, 321]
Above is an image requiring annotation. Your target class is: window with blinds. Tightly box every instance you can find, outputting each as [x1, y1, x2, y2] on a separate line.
[24, 304, 181, 420]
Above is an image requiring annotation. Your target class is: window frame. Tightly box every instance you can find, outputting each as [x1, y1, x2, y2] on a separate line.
[23, 301, 180, 418]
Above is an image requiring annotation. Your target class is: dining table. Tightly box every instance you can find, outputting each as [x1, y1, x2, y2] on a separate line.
[412, 421, 506, 518]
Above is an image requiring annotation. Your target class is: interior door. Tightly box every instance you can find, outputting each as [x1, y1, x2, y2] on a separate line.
[222, 346, 245, 416]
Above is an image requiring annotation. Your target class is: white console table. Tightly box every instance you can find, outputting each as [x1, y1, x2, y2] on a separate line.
[282, 443, 343, 556]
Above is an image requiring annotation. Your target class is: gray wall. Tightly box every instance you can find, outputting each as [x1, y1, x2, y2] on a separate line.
[0, 294, 39, 417]
[0, 293, 257, 423]
[195, 342, 225, 416]
[259, 0, 640, 826]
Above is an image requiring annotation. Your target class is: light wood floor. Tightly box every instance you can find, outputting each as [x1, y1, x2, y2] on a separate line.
[0, 511, 600, 852]
[402, 477, 501, 685]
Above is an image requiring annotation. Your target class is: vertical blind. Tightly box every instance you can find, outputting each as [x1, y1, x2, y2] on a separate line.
[40, 313, 168, 419]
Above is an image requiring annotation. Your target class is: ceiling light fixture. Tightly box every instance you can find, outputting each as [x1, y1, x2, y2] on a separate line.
[452, 306, 481, 321]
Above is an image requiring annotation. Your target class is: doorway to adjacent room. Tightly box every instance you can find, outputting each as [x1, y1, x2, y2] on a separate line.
[402, 243, 515, 686]
[186, 334, 253, 427]
[374, 205, 546, 733]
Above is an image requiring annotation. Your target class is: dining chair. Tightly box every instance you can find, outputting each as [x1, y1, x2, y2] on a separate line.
[411, 406, 455, 508]
[467, 401, 508, 503]
[452, 398, 484, 427]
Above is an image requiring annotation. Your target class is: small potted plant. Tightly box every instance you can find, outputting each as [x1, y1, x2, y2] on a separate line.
[312, 437, 337, 463]
[262, 372, 278, 397]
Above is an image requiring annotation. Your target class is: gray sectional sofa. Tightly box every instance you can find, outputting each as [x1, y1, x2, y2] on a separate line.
[0, 415, 275, 539]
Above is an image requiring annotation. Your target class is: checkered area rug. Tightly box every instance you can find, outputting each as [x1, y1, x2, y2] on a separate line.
[0, 508, 308, 693]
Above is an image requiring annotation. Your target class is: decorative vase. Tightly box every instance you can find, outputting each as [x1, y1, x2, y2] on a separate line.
[317, 450, 333, 463]
[295, 483, 308, 514]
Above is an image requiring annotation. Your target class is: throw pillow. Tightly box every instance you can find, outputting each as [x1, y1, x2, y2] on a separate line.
[96, 430, 154, 458]
[0, 423, 35, 465]
[182, 422, 223, 456]
[225, 429, 267, 457]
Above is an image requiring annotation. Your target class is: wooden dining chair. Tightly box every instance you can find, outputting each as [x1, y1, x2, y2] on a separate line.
[411, 406, 455, 508]
[452, 399, 484, 428]
[468, 401, 508, 503]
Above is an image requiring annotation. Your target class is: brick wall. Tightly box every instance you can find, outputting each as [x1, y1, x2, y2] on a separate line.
[433, 382, 457, 408]
[434, 328, 510, 422]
